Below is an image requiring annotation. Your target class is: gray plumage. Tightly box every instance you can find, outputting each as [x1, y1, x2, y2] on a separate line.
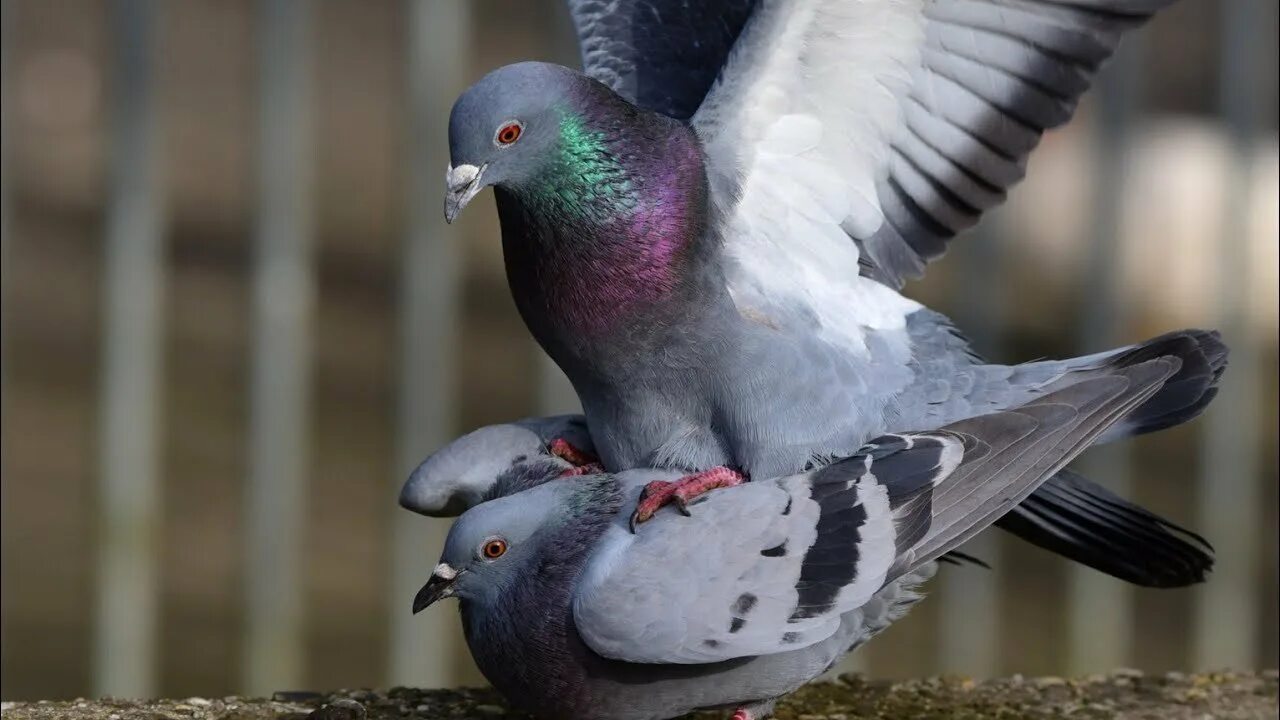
[414, 349, 1178, 720]
[571, 0, 1177, 288]
[443, 0, 1221, 489]
[399, 414, 590, 516]
[418, 4, 1226, 714]
[400, 330, 1219, 588]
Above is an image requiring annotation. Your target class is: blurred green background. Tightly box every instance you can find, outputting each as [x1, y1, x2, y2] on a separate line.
[1, 0, 1276, 703]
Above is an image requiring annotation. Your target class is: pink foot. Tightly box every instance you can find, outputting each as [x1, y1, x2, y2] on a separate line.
[628, 466, 746, 532]
[730, 700, 776, 719]
[549, 438, 604, 477]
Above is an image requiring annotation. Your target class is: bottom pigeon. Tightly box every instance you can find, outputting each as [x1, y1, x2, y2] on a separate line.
[411, 349, 1193, 720]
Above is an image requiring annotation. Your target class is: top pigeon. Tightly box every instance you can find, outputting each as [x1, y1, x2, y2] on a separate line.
[451, 0, 1178, 287]
[443, 0, 1207, 485]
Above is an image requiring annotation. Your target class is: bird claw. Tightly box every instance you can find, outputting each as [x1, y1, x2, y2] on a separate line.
[559, 461, 605, 477]
[627, 467, 746, 533]
[628, 480, 673, 532]
[674, 495, 693, 516]
[549, 438, 602, 477]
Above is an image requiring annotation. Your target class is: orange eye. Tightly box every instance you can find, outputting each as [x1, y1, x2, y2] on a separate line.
[495, 121, 523, 146]
[482, 538, 508, 559]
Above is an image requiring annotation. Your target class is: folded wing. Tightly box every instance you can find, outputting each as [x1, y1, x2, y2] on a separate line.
[572, 355, 1178, 664]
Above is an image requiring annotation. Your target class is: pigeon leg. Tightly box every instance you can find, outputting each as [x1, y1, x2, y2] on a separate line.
[730, 698, 777, 719]
[628, 466, 746, 531]
[549, 438, 604, 477]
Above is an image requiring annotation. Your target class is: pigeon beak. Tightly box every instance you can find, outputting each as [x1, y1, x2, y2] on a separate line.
[444, 163, 486, 224]
[412, 563, 461, 613]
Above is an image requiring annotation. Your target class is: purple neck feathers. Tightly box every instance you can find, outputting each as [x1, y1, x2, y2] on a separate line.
[498, 117, 719, 359]
[459, 481, 621, 717]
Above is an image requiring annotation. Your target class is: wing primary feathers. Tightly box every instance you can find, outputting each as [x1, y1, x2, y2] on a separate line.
[908, 358, 1178, 570]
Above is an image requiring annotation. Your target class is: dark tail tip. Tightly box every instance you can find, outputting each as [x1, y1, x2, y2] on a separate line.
[997, 469, 1213, 587]
[1107, 329, 1229, 439]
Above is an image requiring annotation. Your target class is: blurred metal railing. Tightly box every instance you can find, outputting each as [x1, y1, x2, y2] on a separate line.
[27, 0, 1265, 697]
[243, 0, 316, 695]
[0, 0, 15, 687]
[94, 0, 166, 698]
[1067, 34, 1145, 675]
[934, 214, 1008, 679]
[389, 0, 474, 689]
[1193, 0, 1270, 672]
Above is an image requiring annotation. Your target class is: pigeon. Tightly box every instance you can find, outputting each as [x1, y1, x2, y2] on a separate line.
[399, 410, 1214, 588]
[442, 0, 1225, 526]
[412, 343, 1185, 720]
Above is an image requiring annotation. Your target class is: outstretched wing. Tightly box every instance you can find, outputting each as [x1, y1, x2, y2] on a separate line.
[691, 0, 1173, 316]
[572, 352, 1175, 665]
[565, 0, 758, 120]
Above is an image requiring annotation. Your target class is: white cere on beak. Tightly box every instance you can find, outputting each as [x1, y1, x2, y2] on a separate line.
[444, 163, 487, 224]
[446, 163, 481, 188]
[433, 562, 458, 580]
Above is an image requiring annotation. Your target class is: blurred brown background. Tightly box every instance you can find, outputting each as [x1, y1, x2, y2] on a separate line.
[1, 0, 1276, 704]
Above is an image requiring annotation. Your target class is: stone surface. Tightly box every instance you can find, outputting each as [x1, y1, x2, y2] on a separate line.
[2, 671, 1276, 720]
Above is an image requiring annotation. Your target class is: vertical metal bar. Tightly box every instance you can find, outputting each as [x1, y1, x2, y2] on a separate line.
[1192, 0, 1267, 672]
[1066, 38, 1144, 675]
[388, 0, 473, 688]
[0, 0, 10, 352]
[243, 0, 315, 694]
[936, 219, 1007, 678]
[94, 0, 165, 698]
[0, 0, 14, 684]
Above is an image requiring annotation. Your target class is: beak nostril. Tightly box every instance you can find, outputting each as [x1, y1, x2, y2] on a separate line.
[446, 163, 480, 188]
[444, 163, 487, 224]
[413, 564, 461, 614]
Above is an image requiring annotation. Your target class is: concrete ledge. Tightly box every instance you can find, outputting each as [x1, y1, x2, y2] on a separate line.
[3, 671, 1276, 719]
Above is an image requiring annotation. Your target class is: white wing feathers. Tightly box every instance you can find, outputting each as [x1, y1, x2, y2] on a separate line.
[696, 0, 923, 238]
[696, 1, 926, 352]
[693, 0, 1174, 319]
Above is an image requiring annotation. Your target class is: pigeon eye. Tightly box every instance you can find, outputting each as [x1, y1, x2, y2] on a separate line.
[494, 121, 523, 146]
[482, 538, 508, 559]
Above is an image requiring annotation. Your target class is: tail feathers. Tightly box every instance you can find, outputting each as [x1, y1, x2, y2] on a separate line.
[995, 468, 1214, 587]
[1095, 329, 1228, 443]
[990, 331, 1220, 587]
[909, 355, 1177, 570]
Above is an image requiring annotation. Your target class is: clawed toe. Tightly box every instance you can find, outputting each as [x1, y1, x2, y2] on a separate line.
[628, 480, 677, 532]
[558, 461, 605, 477]
[627, 468, 746, 533]
[548, 437, 599, 467]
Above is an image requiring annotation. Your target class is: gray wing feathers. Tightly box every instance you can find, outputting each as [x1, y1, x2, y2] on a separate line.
[574, 477, 832, 664]
[574, 357, 1174, 665]
[574, 435, 958, 664]
[400, 415, 591, 517]
[565, 0, 757, 120]
[866, 0, 1175, 286]
[904, 358, 1178, 572]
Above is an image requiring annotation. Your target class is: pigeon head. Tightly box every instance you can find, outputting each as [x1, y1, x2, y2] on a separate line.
[446, 61, 712, 341]
[411, 478, 581, 613]
[399, 422, 569, 517]
[445, 61, 620, 223]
